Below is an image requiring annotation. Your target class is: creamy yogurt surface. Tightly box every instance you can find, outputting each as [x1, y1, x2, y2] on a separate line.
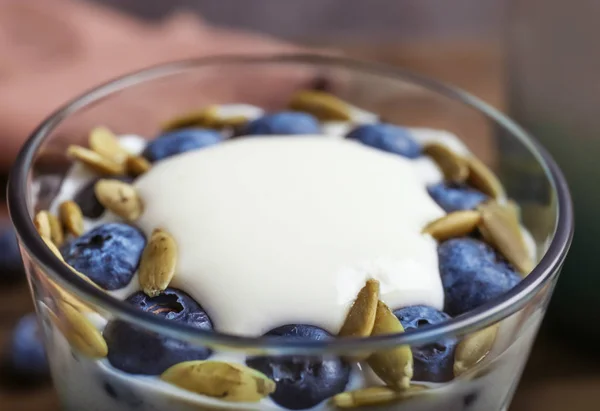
[134, 137, 446, 336]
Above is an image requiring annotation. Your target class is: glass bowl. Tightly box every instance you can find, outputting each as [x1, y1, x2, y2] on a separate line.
[8, 54, 573, 411]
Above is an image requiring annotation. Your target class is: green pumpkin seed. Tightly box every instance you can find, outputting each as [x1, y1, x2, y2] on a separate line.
[422, 210, 482, 241]
[47, 212, 64, 246]
[162, 106, 248, 131]
[125, 155, 152, 177]
[466, 156, 505, 199]
[94, 179, 143, 221]
[89, 126, 129, 165]
[34, 211, 52, 239]
[161, 106, 219, 131]
[478, 201, 533, 275]
[161, 360, 275, 402]
[59, 201, 84, 237]
[139, 228, 178, 297]
[67, 145, 124, 176]
[339, 279, 380, 338]
[51, 301, 108, 359]
[454, 324, 499, 377]
[288, 90, 352, 121]
[367, 301, 413, 390]
[423, 143, 469, 182]
[331, 385, 427, 408]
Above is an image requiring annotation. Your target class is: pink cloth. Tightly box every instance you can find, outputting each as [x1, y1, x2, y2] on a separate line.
[0, 0, 317, 172]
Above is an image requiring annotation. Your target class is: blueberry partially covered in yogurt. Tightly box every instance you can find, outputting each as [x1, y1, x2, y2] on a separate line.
[438, 238, 521, 316]
[427, 182, 488, 213]
[246, 325, 350, 410]
[74, 176, 134, 219]
[346, 123, 421, 158]
[61, 223, 146, 290]
[241, 111, 321, 136]
[143, 128, 222, 162]
[394, 305, 457, 382]
[104, 289, 213, 375]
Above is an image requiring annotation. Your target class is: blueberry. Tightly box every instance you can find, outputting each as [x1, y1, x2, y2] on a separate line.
[0, 225, 24, 283]
[61, 223, 146, 290]
[427, 182, 488, 213]
[246, 325, 350, 410]
[8, 313, 49, 380]
[241, 112, 320, 136]
[143, 129, 222, 162]
[346, 124, 421, 158]
[74, 176, 135, 219]
[393, 306, 456, 382]
[438, 238, 521, 316]
[104, 288, 213, 375]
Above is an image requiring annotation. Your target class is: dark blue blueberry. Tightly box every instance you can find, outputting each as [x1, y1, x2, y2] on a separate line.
[104, 288, 213, 375]
[61, 223, 146, 290]
[346, 123, 421, 158]
[438, 238, 521, 316]
[246, 325, 350, 410]
[74, 176, 135, 219]
[241, 112, 320, 136]
[393, 305, 457, 382]
[8, 314, 49, 380]
[0, 225, 24, 283]
[427, 182, 488, 213]
[143, 129, 222, 162]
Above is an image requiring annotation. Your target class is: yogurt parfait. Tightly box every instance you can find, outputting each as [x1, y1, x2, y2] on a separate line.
[8, 56, 572, 411]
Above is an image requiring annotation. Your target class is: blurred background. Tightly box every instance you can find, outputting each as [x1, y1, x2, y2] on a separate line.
[0, 0, 598, 410]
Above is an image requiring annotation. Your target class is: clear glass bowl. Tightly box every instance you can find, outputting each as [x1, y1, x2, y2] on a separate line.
[8, 54, 573, 411]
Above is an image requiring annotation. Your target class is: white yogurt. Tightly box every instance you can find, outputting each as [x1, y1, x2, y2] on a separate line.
[134, 137, 445, 336]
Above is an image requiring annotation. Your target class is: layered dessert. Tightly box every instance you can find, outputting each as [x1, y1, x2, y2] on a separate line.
[32, 90, 540, 411]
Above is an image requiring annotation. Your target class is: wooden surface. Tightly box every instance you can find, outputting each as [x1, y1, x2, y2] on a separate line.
[0, 42, 597, 410]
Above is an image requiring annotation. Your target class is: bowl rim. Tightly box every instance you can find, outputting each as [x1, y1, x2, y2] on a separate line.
[7, 53, 573, 354]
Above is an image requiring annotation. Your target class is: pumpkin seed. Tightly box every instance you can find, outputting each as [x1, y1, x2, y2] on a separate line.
[478, 201, 533, 275]
[423, 143, 469, 182]
[367, 301, 413, 390]
[89, 126, 129, 164]
[47, 212, 64, 246]
[139, 229, 177, 297]
[67, 145, 124, 175]
[51, 301, 107, 358]
[161, 106, 219, 131]
[94, 179, 143, 221]
[214, 115, 249, 129]
[339, 279, 380, 338]
[454, 324, 499, 377]
[338, 279, 380, 361]
[161, 360, 275, 402]
[465, 156, 505, 199]
[331, 385, 427, 408]
[42, 236, 62, 260]
[288, 90, 352, 121]
[162, 106, 248, 131]
[125, 155, 151, 177]
[422, 210, 482, 241]
[59, 201, 84, 237]
[34, 211, 52, 239]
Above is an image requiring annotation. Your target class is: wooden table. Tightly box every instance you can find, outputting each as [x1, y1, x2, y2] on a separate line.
[0, 41, 597, 410]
